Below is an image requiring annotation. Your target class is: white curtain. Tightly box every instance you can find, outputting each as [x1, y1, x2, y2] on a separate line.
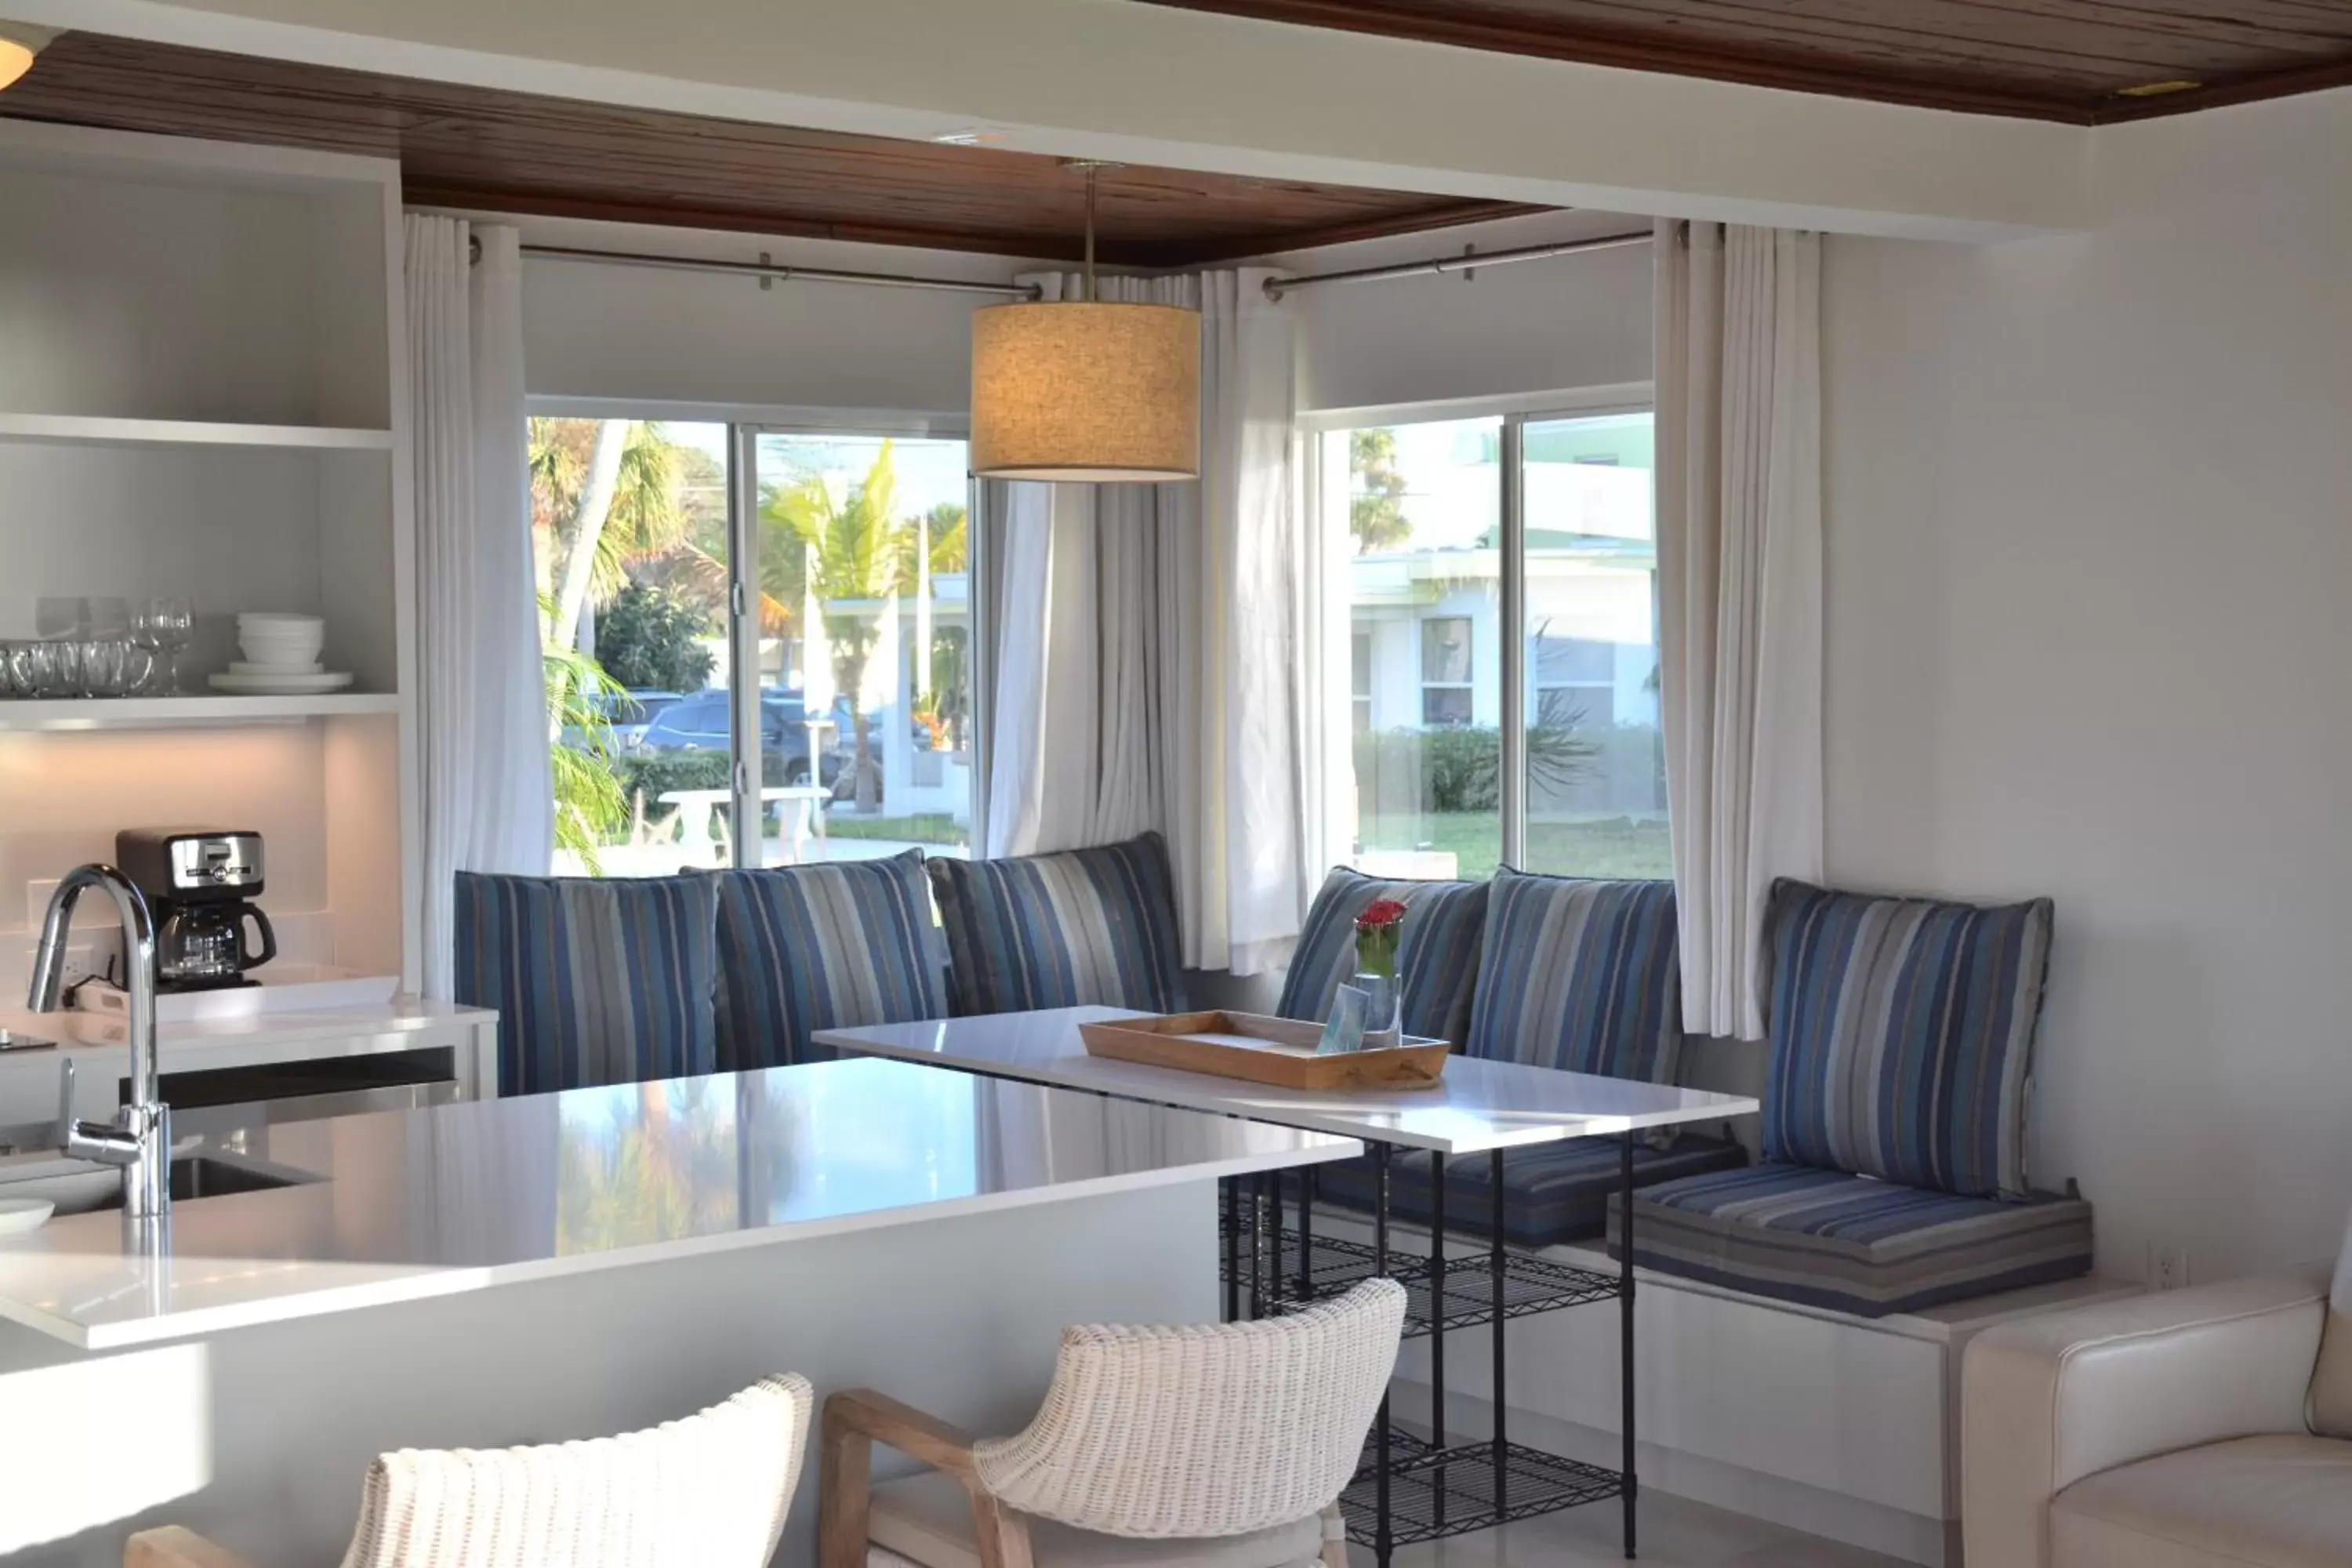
[1654, 220, 1824, 1041]
[982, 269, 1312, 975]
[407, 216, 551, 1000]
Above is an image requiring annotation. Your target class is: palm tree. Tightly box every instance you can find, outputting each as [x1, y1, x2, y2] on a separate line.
[758, 443, 908, 812]
[529, 419, 695, 649]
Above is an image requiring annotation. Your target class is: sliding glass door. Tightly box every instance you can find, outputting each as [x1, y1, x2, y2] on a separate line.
[745, 430, 975, 868]
[1314, 400, 1664, 881]
[532, 412, 975, 876]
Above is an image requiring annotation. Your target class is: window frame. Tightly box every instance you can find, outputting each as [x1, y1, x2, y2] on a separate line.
[528, 398, 983, 870]
[1303, 382, 1654, 872]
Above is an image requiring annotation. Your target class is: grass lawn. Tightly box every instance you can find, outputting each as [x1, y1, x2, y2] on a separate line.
[1360, 812, 1672, 883]
[823, 811, 970, 847]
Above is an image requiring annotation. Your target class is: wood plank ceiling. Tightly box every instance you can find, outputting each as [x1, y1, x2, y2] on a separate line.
[0, 31, 1544, 267]
[1134, 0, 2352, 123]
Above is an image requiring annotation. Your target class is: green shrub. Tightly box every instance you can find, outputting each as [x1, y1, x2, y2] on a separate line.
[1352, 724, 1595, 815]
[594, 583, 717, 694]
[612, 750, 809, 805]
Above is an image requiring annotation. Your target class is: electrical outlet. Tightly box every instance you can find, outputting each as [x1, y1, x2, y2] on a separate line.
[2149, 1243, 2190, 1292]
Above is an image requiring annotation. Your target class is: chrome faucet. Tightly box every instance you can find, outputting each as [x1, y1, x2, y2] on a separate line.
[27, 865, 170, 1218]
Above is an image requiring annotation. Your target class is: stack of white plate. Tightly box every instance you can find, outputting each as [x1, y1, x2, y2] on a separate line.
[209, 613, 355, 695]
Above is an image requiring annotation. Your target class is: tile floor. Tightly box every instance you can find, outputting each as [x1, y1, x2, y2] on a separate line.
[1388, 1490, 1916, 1568]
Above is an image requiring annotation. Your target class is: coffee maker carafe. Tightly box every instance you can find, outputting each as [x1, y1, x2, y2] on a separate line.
[116, 829, 278, 992]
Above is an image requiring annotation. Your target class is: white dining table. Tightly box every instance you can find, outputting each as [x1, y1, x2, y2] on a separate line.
[811, 1005, 1756, 1154]
[814, 1004, 1762, 1566]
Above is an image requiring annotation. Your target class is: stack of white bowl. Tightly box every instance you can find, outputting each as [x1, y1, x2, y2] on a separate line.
[209, 614, 353, 695]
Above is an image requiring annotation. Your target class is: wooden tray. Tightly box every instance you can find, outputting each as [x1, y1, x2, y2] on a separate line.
[1078, 1010, 1450, 1091]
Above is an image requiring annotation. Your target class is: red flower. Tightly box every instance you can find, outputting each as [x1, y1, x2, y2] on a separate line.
[1355, 898, 1408, 932]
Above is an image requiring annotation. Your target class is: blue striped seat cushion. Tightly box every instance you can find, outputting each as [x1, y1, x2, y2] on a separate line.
[1467, 869, 1682, 1082]
[1763, 879, 2056, 1201]
[1315, 1134, 1749, 1249]
[924, 833, 1186, 1015]
[1609, 1163, 2093, 1319]
[1273, 869, 1488, 1044]
[452, 871, 720, 1097]
[710, 851, 949, 1070]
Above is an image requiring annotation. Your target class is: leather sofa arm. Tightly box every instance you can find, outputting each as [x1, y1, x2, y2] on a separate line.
[1962, 1269, 2327, 1568]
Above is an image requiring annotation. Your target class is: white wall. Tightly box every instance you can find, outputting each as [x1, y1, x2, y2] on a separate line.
[452, 212, 1035, 413]
[1281, 211, 1653, 414]
[1821, 88, 2352, 1283]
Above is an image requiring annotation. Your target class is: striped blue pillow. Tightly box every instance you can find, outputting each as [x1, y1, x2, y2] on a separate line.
[924, 833, 1187, 1016]
[1467, 869, 1681, 1083]
[452, 871, 720, 1098]
[1273, 868, 1488, 1045]
[1762, 879, 2055, 1201]
[710, 851, 950, 1069]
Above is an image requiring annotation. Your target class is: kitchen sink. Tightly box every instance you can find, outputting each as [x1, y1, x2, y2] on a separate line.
[0, 1153, 317, 1216]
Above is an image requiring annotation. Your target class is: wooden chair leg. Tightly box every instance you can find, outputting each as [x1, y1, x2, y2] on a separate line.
[967, 1486, 1036, 1568]
[125, 1529, 257, 1568]
[1319, 1502, 1350, 1568]
[818, 1407, 875, 1568]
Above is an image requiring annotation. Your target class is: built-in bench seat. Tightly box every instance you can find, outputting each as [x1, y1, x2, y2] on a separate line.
[1608, 1163, 2096, 1318]
[1316, 1132, 1750, 1249]
[1287, 865, 1753, 1240]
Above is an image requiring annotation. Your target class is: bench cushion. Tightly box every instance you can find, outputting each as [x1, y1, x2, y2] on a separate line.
[926, 833, 1186, 1016]
[710, 850, 949, 1069]
[452, 870, 719, 1096]
[1467, 869, 1681, 1083]
[1762, 879, 2055, 1200]
[1274, 868, 1487, 1044]
[1609, 1162, 2093, 1319]
[1313, 1134, 1749, 1250]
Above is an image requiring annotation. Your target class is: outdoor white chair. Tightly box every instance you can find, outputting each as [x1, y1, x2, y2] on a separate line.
[819, 1279, 1406, 1568]
[125, 1373, 814, 1568]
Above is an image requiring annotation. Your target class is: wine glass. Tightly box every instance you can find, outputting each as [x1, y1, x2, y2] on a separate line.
[143, 597, 193, 696]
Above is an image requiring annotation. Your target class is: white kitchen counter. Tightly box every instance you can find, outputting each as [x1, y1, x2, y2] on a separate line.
[0, 1053, 1357, 1350]
[0, 997, 501, 1136]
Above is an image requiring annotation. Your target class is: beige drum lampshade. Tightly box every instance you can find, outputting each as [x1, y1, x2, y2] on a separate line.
[970, 299, 1201, 482]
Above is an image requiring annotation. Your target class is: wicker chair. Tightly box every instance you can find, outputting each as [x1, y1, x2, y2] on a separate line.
[124, 1373, 814, 1568]
[820, 1279, 1406, 1568]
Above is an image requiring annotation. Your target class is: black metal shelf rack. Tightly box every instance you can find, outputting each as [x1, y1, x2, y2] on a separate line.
[1220, 1138, 1646, 1563]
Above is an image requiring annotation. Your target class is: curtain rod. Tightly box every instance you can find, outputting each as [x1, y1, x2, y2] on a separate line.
[466, 236, 1042, 299]
[1262, 228, 1653, 299]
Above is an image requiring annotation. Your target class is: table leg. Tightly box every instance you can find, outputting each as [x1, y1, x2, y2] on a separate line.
[1621, 1131, 1638, 1559]
[1374, 1143, 1393, 1568]
[1223, 1178, 1239, 1323]
[1297, 1166, 1316, 1302]
[1492, 1145, 1507, 1522]
[1249, 1171, 1265, 1319]
[1429, 1149, 1447, 1535]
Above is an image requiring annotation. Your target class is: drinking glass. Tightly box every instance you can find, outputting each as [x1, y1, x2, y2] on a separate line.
[85, 597, 131, 640]
[33, 638, 87, 699]
[83, 639, 154, 698]
[34, 597, 87, 641]
[144, 597, 193, 696]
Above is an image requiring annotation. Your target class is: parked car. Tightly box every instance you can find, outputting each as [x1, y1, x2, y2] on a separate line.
[638, 688, 848, 785]
[560, 689, 681, 753]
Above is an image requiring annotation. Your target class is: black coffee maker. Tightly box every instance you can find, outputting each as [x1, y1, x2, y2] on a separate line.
[117, 829, 279, 992]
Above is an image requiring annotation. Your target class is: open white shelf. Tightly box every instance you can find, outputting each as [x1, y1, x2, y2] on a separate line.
[0, 413, 396, 451]
[0, 694, 401, 731]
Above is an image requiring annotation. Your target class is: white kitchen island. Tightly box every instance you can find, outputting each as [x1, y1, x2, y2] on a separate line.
[0, 1054, 1358, 1566]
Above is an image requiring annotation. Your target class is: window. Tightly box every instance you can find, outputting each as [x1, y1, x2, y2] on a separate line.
[1313, 405, 1665, 884]
[531, 415, 976, 876]
[1319, 416, 1501, 882]
[1520, 412, 1667, 879]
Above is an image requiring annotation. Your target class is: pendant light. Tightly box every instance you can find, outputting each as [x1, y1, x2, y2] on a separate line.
[971, 162, 1200, 483]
